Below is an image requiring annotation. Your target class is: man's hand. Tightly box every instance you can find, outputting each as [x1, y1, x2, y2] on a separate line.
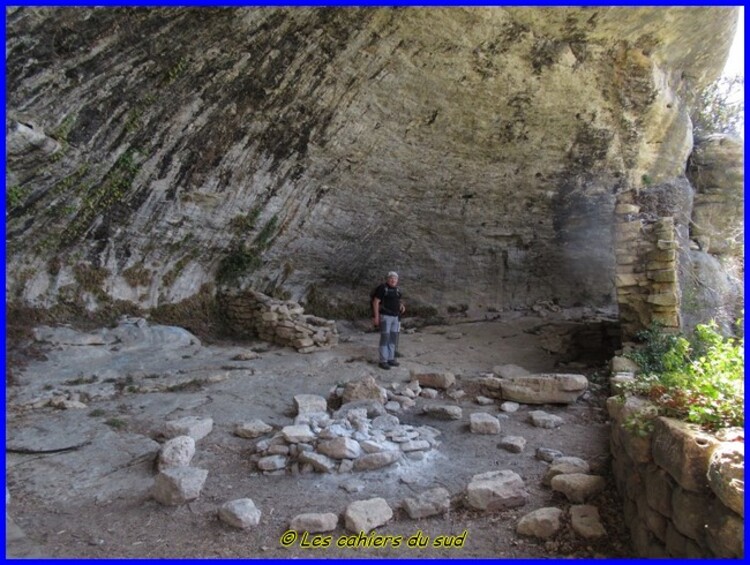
[373, 317, 380, 329]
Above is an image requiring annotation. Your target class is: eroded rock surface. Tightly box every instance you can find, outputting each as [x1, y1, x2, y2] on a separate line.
[5, 7, 738, 323]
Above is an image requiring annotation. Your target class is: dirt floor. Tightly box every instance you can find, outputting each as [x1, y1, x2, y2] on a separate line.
[5, 309, 633, 558]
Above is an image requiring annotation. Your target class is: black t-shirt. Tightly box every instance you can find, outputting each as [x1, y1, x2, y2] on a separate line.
[375, 283, 402, 316]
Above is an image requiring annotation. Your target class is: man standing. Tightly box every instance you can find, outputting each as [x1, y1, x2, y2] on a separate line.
[372, 271, 406, 370]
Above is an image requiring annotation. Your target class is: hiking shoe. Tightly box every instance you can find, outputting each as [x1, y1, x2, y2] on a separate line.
[378, 362, 391, 370]
[388, 360, 400, 367]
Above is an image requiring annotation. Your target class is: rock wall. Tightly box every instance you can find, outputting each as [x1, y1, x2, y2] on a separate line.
[682, 134, 744, 335]
[607, 395, 744, 558]
[4, 7, 739, 323]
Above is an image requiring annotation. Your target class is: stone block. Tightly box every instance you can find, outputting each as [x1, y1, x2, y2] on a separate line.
[344, 498, 392, 533]
[402, 487, 451, 519]
[290, 512, 338, 533]
[706, 441, 744, 517]
[651, 417, 721, 492]
[516, 507, 563, 539]
[411, 371, 456, 390]
[550, 474, 606, 503]
[152, 467, 208, 505]
[219, 498, 262, 529]
[466, 470, 528, 511]
[470, 412, 501, 434]
[499, 373, 588, 404]
[646, 269, 677, 283]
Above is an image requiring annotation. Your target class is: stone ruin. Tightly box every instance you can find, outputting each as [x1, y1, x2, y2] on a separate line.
[221, 288, 338, 352]
[245, 377, 442, 475]
[147, 371, 614, 537]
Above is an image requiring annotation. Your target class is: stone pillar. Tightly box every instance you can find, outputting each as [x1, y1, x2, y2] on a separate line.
[613, 190, 681, 341]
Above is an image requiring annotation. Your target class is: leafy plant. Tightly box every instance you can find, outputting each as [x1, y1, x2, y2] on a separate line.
[623, 320, 744, 431]
[690, 74, 744, 138]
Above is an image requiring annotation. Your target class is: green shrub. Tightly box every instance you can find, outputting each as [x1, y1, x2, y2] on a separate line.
[623, 320, 744, 431]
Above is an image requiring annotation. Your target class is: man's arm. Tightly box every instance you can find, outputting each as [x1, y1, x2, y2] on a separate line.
[372, 297, 381, 327]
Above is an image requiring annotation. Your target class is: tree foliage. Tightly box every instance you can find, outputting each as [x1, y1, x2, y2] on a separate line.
[691, 74, 744, 138]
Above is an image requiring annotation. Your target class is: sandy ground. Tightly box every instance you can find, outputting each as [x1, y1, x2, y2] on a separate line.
[5, 311, 632, 558]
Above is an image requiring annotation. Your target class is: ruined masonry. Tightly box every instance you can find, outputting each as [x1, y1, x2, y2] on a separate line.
[613, 195, 681, 340]
[222, 288, 338, 352]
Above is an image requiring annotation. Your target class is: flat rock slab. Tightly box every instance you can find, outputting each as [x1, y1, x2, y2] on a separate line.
[516, 507, 564, 539]
[570, 504, 606, 538]
[466, 470, 529, 511]
[344, 498, 393, 533]
[289, 512, 338, 533]
[6, 416, 160, 505]
[529, 410, 564, 429]
[411, 371, 456, 390]
[500, 373, 588, 404]
[550, 473, 606, 503]
[402, 487, 451, 519]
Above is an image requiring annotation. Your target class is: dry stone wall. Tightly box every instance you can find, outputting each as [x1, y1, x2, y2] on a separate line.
[614, 198, 681, 340]
[606, 364, 744, 558]
[221, 289, 338, 352]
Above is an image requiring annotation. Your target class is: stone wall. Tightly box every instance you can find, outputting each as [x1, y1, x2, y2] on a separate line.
[614, 197, 681, 341]
[606, 368, 744, 557]
[221, 289, 338, 353]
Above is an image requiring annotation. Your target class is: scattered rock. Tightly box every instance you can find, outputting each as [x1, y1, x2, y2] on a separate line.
[470, 412, 501, 434]
[499, 401, 520, 413]
[152, 467, 208, 505]
[234, 419, 273, 439]
[536, 447, 564, 462]
[411, 371, 456, 390]
[516, 507, 563, 539]
[569, 504, 606, 538]
[157, 435, 196, 471]
[543, 456, 591, 486]
[498, 436, 526, 453]
[402, 487, 451, 519]
[550, 473, 606, 503]
[528, 410, 564, 429]
[344, 498, 393, 533]
[475, 396, 495, 406]
[466, 470, 529, 511]
[289, 512, 338, 533]
[218, 498, 262, 529]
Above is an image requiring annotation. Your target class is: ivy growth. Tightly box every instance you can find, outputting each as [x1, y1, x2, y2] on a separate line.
[622, 320, 744, 431]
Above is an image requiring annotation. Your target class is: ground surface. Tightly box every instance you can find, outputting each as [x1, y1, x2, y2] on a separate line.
[5, 310, 632, 558]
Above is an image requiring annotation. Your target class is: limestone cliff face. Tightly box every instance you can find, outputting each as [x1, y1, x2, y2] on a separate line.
[5, 7, 738, 319]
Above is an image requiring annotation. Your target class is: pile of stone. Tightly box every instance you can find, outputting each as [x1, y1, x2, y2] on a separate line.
[222, 288, 338, 353]
[240, 377, 442, 475]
